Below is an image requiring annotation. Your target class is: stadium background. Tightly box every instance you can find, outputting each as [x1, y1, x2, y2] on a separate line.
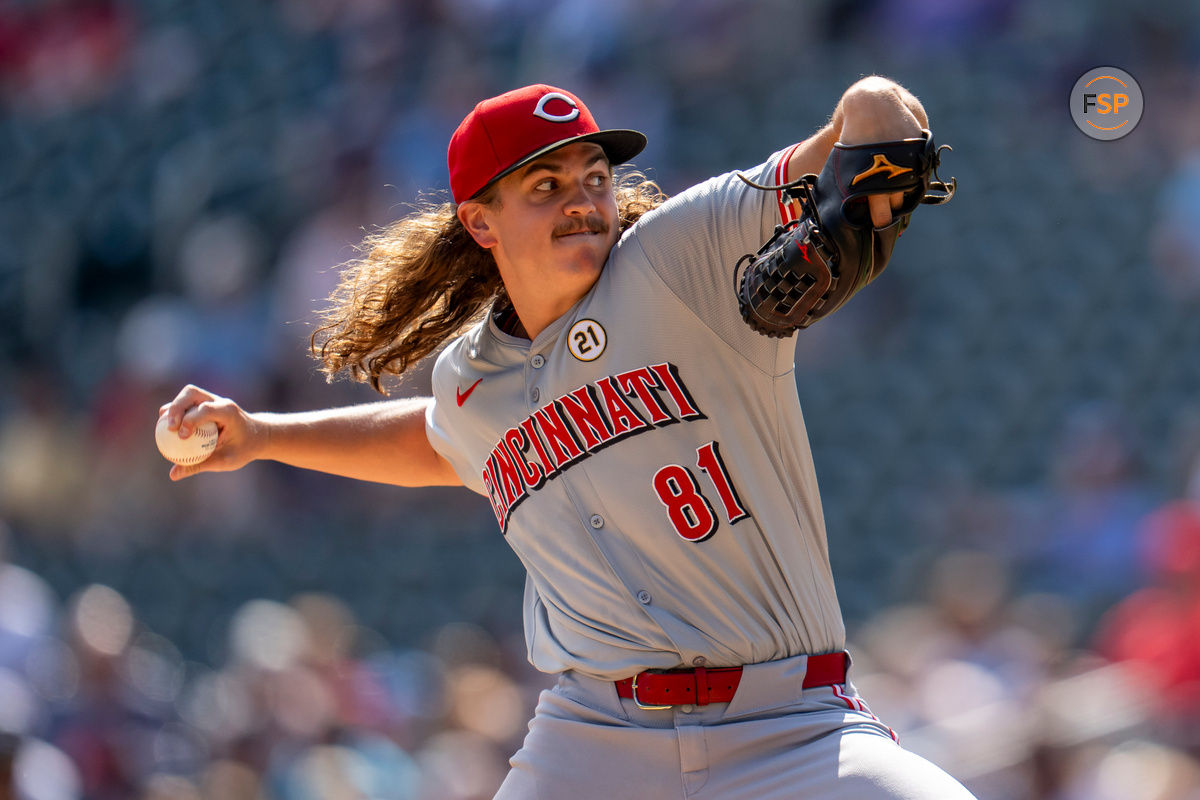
[2, 0, 1200, 797]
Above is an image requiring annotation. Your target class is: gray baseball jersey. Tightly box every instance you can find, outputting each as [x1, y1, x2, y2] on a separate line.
[426, 144, 847, 681]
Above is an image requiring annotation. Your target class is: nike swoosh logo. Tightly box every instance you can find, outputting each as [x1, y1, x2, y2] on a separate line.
[456, 378, 483, 407]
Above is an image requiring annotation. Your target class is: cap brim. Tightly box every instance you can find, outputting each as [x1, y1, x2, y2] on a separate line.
[472, 129, 648, 199]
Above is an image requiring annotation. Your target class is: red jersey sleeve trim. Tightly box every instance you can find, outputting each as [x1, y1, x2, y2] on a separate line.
[775, 142, 803, 224]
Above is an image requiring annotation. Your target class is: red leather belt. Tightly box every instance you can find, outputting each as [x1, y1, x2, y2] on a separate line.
[615, 651, 848, 710]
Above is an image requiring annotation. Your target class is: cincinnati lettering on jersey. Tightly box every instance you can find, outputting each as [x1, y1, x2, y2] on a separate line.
[481, 362, 704, 532]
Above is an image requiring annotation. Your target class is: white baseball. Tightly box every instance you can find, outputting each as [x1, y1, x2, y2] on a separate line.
[155, 416, 219, 466]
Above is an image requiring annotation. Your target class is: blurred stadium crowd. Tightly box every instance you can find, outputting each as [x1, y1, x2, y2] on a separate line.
[3, 0, 1200, 797]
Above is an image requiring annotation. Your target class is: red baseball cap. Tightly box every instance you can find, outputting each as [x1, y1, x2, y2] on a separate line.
[448, 84, 647, 203]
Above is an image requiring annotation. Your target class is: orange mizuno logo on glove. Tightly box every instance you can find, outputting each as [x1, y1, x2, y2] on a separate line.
[850, 154, 912, 185]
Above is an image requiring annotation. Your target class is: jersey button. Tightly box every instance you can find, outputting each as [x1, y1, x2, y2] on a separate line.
[531, 354, 545, 368]
[589, 514, 604, 529]
[692, 656, 707, 666]
[637, 591, 651, 605]
[531, 387, 540, 403]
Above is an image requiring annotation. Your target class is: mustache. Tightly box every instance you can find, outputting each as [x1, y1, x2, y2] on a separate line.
[553, 216, 610, 237]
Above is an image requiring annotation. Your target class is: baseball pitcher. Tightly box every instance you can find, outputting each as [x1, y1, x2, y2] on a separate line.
[159, 81, 972, 798]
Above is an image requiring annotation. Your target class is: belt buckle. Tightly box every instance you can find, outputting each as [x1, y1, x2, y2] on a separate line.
[631, 672, 672, 710]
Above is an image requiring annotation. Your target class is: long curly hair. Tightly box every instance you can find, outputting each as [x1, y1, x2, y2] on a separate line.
[312, 168, 667, 393]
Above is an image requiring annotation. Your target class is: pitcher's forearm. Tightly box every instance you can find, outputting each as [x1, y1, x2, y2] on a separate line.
[252, 398, 461, 487]
[159, 384, 461, 486]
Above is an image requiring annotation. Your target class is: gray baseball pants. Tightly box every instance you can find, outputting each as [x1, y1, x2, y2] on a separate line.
[494, 653, 978, 799]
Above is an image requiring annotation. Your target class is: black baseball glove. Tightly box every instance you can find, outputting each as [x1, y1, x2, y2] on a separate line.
[735, 130, 956, 337]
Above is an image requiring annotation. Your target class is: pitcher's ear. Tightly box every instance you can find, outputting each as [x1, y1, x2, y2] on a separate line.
[457, 201, 498, 249]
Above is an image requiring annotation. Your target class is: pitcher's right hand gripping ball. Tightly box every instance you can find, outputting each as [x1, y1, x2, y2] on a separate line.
[735, 130, 956, 337]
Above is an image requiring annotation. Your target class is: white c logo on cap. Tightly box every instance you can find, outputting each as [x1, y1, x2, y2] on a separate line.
[533, 92, 580, 123]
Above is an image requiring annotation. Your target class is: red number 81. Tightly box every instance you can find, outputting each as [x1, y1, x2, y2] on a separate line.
[652, 441, 750, 542]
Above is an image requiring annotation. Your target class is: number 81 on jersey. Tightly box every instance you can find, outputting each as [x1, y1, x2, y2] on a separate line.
[652, 441, 751, 542]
